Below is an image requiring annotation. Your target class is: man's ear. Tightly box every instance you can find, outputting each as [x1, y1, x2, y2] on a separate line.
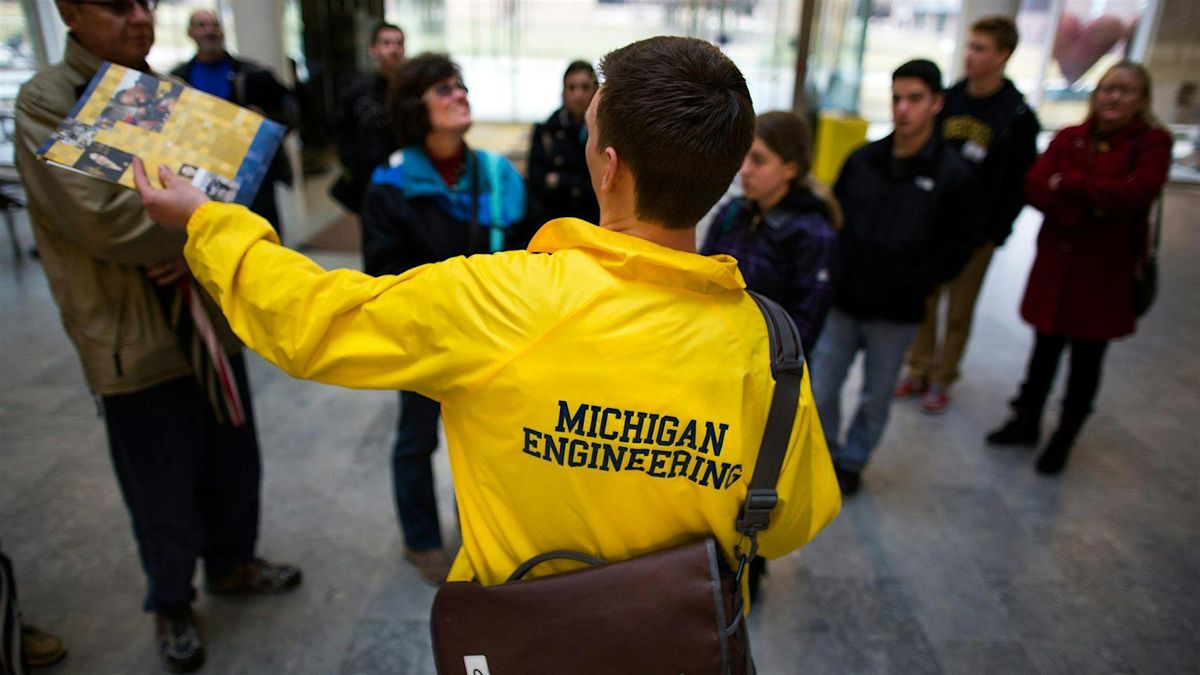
[931, 92, 945, 115]
[600, 145, 619, 192]
[56, 1, 81, 31]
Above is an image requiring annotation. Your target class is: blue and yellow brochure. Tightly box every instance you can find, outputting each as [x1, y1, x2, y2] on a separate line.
[36, 62, 285, 206]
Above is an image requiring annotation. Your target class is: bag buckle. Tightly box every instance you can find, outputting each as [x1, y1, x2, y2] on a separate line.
[733, 532, 760, 586]
[735, 488, 778, 534]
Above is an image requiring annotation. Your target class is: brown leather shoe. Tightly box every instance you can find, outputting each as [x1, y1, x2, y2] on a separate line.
[403, 547, 452, 585]
[207, 558, 302, 595]
[154, 609, 204, 673]
[22, 624, 68, 668]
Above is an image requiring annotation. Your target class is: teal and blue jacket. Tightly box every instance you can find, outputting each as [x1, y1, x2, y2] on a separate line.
[361, 145, 529, 276]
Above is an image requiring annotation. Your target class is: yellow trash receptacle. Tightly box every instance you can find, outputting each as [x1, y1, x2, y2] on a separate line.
[812, 112, 869, 186]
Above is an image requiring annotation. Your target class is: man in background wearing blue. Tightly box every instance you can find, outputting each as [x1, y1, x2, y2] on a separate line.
[172, 9, 296, 236]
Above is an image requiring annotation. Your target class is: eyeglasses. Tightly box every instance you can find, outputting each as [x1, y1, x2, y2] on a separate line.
[1097, 84, 1140, 98]
[426, 81, 468, 99]
[70, 0, 157, 15]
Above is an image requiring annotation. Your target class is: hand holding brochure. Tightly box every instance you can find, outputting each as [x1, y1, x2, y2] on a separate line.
[36, 62, 285, 206]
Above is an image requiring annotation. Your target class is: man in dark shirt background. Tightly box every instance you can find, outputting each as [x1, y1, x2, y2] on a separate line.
[331, 23, 406, 214]
[896, 16, 1040, 414]
[172, 9, 297, 236]
[811, 60, 978, 497]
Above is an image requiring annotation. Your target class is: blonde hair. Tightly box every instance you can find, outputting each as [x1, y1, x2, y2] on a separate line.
[1088, 60, 1163, 128]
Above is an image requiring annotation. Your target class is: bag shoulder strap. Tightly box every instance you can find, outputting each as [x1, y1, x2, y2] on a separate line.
[736, 291, 805, 539]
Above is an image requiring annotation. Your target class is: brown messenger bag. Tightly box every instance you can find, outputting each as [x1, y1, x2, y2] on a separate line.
[430, 291, 804, 674]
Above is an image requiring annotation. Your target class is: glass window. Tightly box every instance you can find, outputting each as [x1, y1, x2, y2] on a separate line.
[1030, 0, 1153, 129]
[385, 0, 804, 123]
[0, 0, 38, 140]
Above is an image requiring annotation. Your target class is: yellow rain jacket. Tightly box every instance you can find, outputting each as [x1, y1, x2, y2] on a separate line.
[184, 202, 840, 593]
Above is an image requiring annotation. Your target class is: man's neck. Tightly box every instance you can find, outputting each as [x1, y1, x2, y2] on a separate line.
[425, 131, 464, 160]
[70, 34, 148, 72]
[195, 48, 226, 64]
[966, 72, 1005, 98]
[601, 214, 697, 253]
[893, 126, 933, 159]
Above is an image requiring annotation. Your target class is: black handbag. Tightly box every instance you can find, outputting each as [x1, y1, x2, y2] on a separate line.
[429, 291, 805, 675]
[1133, 196, 1162, 318]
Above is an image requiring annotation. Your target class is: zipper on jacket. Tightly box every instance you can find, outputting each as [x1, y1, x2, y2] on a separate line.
[112, 291, 126, 378]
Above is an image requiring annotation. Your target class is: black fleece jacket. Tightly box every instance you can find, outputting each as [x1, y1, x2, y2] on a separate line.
[940, 78, 1040, 246]
[832, 133, 979, 323]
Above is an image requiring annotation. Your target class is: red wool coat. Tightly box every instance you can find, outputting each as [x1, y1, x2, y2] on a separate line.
[1021, 118, 1171, 340]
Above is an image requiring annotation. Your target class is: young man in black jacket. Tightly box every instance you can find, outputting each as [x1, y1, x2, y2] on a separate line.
[811, 59, 978, 496]
[897, 16, 1040, 413]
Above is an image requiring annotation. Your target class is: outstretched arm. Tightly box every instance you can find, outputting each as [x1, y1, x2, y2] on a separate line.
[132, 158, 530, 399]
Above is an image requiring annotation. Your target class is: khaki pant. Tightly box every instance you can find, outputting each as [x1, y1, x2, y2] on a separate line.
[906, 243, 995, 387]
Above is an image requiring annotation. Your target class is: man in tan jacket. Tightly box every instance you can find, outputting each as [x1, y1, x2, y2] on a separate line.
[14, 1, 300, 672]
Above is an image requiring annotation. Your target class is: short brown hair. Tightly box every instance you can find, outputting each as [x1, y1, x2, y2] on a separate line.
[387, 53, 460, 147]
[596, 37, 754, 229]
[971, 16, 1019, 55]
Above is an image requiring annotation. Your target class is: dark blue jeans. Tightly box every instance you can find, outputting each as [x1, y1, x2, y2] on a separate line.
[392, 391, 443, 550]
[102, 354, 261, 613]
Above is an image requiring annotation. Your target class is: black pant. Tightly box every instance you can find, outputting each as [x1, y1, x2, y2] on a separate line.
[1017, 332, 1110, 424]
[2, 544, 26, 675]
[102, 355, 262, 613]
[391, 391, 443, 550]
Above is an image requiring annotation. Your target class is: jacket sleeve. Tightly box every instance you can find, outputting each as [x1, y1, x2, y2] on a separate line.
[1057, 129, 1171, 213]
[783, 224, 837, 354]
[1023, 131, 1086, 229]
[14, 83, 185, 265]
[330, 87, 354, 169]
[183, 202, 538, 400]
[250, 68, 298, 130]
[525, 122, 548, 198]
[498, 156, 535, 250]
[360, 184, 421, 276]
[990, 107, 1041, 245]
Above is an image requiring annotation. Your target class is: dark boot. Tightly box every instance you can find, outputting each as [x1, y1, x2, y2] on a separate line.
[986, 396, 1043, 446]
[1036, 409, 1088, 475]
[986, 413, 1040, 445]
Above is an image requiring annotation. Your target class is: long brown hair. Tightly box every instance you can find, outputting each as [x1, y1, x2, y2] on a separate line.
[754, 111, 843, 229]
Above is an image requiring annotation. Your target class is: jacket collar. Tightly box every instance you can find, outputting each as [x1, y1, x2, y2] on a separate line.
[529, 218, 747, 294]
[373, 144, 479, 199]
[869, 131, 940, 174]
[1083, 116, 1150, 142]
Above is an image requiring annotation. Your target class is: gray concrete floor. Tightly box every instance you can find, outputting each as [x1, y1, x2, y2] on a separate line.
[1, 187, 1198, 674]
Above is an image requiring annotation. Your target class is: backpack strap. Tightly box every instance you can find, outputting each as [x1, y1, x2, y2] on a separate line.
[734, 291, 805, 575]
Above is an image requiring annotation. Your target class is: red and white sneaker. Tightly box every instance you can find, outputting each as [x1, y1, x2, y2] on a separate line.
[894, 376, 928, 399]
[921, 385, 950, 414]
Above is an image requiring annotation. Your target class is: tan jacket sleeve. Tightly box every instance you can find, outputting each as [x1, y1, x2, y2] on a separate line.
[15, 80, 185, 265]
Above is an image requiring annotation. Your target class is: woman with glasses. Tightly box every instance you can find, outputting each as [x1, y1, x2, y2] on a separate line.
[987, 61, 1171, 474]
[360, 53, 526, 584]
[526, 60, 601, 226]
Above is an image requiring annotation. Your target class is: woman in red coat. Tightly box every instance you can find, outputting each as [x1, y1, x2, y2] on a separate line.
[987, 61, 1171, 474]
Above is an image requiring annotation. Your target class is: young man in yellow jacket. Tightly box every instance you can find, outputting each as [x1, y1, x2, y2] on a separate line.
[134, 36, 840, 602]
